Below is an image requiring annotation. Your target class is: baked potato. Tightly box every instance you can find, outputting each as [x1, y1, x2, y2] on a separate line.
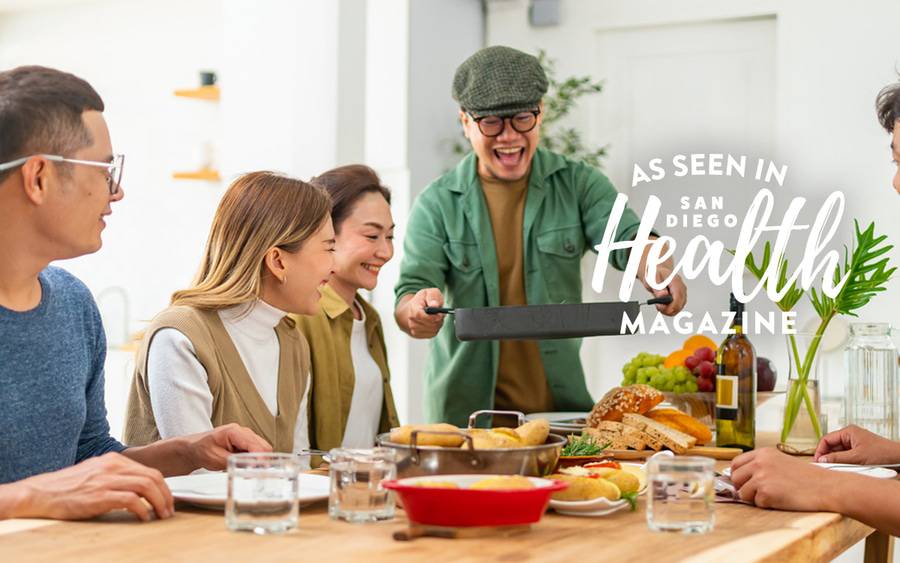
[515, 419, 550, 446]
[549, 474, 620, 502]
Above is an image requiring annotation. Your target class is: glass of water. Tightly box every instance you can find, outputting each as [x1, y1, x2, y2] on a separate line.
[647, 456, 715, 534]
[328, 447, 397, 523]
[226, 453, 300, 535]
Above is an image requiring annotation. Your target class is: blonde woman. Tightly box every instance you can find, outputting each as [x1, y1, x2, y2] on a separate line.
[124, 171, 335, 456]
[294, 165, 400, 451]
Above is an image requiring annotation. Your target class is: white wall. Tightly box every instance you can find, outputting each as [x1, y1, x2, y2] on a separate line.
[403, 0, 485, 423]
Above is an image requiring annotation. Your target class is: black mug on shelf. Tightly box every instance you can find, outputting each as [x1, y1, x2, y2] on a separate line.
[199, 71, 217, 87]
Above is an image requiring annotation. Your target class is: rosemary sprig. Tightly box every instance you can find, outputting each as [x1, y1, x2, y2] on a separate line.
[561, 433, 610, 457]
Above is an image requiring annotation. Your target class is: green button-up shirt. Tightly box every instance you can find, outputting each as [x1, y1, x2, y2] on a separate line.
[395, 148, 642, 426]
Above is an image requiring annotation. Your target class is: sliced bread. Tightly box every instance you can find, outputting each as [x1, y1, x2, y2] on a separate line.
[621, 413, 697, 454]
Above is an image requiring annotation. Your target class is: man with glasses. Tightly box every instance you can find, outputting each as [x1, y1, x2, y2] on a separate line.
[395, 46, 687, 426]
[0, 66, 270, 522]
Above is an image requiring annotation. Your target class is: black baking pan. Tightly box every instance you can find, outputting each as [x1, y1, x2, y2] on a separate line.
[425, 295, 672, 341]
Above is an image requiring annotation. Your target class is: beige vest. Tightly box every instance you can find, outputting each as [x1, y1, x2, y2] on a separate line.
[123, 305, 309, 453]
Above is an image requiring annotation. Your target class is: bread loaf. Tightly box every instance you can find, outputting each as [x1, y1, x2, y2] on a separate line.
[587, 384, 664, 425]
[645, 408, 713, 445]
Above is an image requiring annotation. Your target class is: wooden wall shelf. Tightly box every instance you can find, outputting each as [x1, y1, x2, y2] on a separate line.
[172, 169, 221, 182]
[174, 85, 220, 101]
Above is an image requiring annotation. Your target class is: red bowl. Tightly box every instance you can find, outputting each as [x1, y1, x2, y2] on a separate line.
[383, 475, 567, 528]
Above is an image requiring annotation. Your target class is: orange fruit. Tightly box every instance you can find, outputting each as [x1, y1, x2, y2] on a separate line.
[663, 349, 692, 369]
[683, 335, 718, 353]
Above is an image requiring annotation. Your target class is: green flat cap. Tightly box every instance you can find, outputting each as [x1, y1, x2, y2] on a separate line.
[452, 45, 548, 118]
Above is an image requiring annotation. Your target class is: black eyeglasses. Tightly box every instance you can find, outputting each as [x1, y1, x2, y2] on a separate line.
[469, 110, 541, 137]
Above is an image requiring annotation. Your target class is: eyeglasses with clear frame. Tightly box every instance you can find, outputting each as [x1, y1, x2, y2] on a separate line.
[0, 153, 125, 195]
[468, 110, 541, 137]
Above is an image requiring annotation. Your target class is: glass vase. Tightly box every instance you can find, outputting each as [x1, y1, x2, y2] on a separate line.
[778, 332, 824, 455]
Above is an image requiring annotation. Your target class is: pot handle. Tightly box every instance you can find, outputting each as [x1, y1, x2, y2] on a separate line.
[467, 410, 526, 429]
[408, 430, 478, 466]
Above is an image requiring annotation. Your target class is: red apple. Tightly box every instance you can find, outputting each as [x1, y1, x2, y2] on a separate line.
[757, 356, 777, 392]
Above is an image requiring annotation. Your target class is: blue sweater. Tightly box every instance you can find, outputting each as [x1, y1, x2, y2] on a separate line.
[0, 267, 125, 484]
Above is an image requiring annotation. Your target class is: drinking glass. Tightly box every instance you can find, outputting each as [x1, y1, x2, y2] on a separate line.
[328, 448, 397, 523]
[646, 456, 715, 534]
[226, 453, 300, 535]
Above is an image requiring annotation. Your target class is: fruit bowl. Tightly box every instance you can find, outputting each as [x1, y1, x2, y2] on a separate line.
[661, 391, 785, 430]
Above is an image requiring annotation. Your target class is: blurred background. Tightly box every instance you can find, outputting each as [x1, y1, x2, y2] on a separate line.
[3, 0, 899, 475]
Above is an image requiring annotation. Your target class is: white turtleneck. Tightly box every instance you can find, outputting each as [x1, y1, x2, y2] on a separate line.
[145, 300, 310, 455]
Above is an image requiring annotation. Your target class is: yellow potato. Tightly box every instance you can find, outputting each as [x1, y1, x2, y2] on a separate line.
[389, 423, 463, 447]
[469, 475, 535, 490]
[414, 481, 459, 489]
[515, 419, 550, 446]
[467, 429, 520, 449]
[549, 474, 620, 502]
[596, 469, 640, 495]
[620, 465, 647, 491]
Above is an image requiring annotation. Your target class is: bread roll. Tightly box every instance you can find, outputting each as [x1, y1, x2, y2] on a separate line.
[645, 408, 712, 445]
[389, 423, 464, 446]
[587, 384, 663, 425]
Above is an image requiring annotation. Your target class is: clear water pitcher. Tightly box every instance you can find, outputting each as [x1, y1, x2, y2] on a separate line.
[844, 323, 898, 440]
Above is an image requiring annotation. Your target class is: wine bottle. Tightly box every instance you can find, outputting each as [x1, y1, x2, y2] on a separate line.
[715, 293, 757, 450]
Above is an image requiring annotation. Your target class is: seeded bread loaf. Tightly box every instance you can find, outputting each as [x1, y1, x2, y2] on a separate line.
[587, 384, 664, 425]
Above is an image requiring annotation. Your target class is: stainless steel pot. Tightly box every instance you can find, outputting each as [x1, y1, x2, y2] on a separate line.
[376, 411, 566, 478]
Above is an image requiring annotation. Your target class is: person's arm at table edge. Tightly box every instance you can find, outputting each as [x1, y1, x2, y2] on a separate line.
[0, 481, 30, 519]
[828, 472, 900, 537]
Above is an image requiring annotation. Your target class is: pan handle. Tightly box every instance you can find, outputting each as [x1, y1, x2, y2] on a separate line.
[645, 295, 673, 306]
[467, 410, 526, 429]
[409, 430, 478, 467]
[424, 307, 454, 315]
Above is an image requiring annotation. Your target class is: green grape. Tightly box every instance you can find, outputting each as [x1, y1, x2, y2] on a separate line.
[636, 372, 650, 384]
[626, 366, 638, 379]
[645, 366, 659, 377]
[673, 383, 685, 394]
[686, 380, 699, 393]
[674, 370, 687, 384]
[641, 356, 659, 367]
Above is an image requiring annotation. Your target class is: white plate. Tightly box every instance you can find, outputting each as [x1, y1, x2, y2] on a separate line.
[816, 463, 898, 479]
[722, 463, 898, 480]
[548, 462, 648, 517]
[165, 472, 330, 510]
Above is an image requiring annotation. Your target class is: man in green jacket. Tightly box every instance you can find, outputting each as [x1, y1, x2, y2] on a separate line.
[394, 46, 687, 426]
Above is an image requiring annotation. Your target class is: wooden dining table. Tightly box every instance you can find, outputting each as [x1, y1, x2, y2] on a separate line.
[0, 437, 894, 562]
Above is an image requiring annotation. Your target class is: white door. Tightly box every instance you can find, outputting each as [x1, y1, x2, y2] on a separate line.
[580, 16, 777, 396]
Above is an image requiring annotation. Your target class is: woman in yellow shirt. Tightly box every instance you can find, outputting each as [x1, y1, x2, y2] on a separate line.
[295, 165, 400, 451]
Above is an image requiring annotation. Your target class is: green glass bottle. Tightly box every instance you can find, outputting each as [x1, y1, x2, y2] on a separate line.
[715, 293, 756, 450]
